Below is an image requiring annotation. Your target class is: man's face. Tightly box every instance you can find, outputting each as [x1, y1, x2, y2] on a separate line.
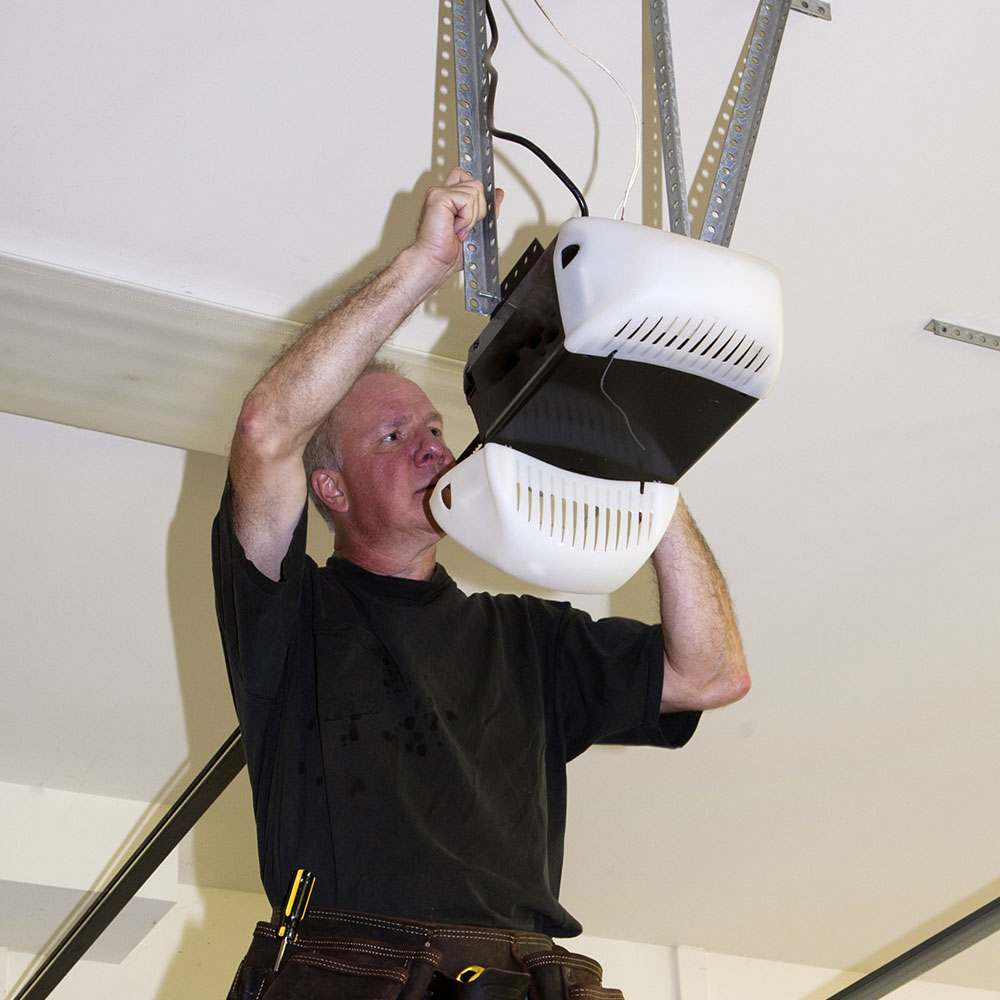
[330, 372, 455, 545]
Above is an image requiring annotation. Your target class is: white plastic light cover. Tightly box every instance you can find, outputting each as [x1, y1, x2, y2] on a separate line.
[554, 217, 783, 398]
[430, 443, 679, 594]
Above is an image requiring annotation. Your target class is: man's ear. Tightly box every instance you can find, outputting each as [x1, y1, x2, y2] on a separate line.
[311, 468, 349, 514]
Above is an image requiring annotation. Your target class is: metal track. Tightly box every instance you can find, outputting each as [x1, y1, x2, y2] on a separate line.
[824, 894, 1000, 1000]
[10, 730, 246, 1000]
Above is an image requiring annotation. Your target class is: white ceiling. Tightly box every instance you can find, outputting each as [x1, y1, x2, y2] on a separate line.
[2, 0, 1000, 993]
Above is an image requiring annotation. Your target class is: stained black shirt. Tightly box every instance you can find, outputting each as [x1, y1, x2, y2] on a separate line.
[212, 481, 699, 936]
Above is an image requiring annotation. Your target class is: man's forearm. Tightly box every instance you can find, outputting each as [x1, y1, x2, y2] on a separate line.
[653, 497, 750, 712]
[234, 168, 488, 466]
[235, 244, 449, 464]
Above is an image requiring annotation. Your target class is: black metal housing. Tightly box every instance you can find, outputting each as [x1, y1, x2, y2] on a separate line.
[464, 239, 758, 484]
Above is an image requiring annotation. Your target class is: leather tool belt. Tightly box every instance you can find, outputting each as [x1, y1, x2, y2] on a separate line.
[227, 907, 627, 1000]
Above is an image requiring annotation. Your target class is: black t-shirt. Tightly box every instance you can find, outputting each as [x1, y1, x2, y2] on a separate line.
[212, 481, 699, 936]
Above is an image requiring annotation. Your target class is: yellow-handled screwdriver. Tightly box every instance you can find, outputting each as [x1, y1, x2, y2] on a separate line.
[273, 869, 316, 973]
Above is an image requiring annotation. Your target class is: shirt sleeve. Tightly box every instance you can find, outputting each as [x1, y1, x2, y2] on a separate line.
[211, 477, 310, 705]
[554, 605, 700, 759]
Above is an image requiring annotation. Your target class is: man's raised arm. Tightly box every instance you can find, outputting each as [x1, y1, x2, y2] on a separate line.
[228, 167, 490, 580]
[653, 498, 751, 713]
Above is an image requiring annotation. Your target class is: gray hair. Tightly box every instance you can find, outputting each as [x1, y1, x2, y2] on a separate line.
[302, 356, 407, 531]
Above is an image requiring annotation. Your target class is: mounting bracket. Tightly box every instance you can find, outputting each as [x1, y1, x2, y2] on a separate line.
[695, 1, 793, 246]
[925, 319, 1000, 353]
[451, 0, 502, 315]
[449, 0, 830, 311]
[648, 0, 689, 236]
[793, 0, 832, 20]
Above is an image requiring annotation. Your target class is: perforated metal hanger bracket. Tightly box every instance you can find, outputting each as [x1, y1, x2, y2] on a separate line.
[448, 0, 831, 297]
[450, 0, 501, 315]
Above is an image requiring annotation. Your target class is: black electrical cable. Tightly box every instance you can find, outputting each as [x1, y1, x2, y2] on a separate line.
[483, 0, 589, 218]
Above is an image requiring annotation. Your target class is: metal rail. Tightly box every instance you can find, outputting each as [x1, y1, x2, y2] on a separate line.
[825, 894, 1000, 1000]
[10, 729, 246, 1000]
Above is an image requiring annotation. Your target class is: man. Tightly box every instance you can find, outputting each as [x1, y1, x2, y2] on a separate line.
[213, 166, 749, 1000]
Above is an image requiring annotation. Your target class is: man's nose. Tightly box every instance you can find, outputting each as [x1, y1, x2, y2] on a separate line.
[416, 431, 451, 464]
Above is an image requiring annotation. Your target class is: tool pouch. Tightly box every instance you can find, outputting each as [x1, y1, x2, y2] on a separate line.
[521, 949, 625, 1000]
[226, 921, 443, 1000]
[427, 968, 533, 1000]
[228, 959, 269, 1000]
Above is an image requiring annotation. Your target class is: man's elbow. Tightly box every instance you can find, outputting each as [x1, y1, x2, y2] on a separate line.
[718, 655, 751, 707]
[693, 658, 751, 711]
[661, 651, 750, 713]
[234, 388, 289, 464]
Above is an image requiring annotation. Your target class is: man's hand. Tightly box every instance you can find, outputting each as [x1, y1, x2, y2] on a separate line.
[412, 166, 503, 276]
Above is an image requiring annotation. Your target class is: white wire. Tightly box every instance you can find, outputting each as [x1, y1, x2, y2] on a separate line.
[530, 0, 642, 220]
